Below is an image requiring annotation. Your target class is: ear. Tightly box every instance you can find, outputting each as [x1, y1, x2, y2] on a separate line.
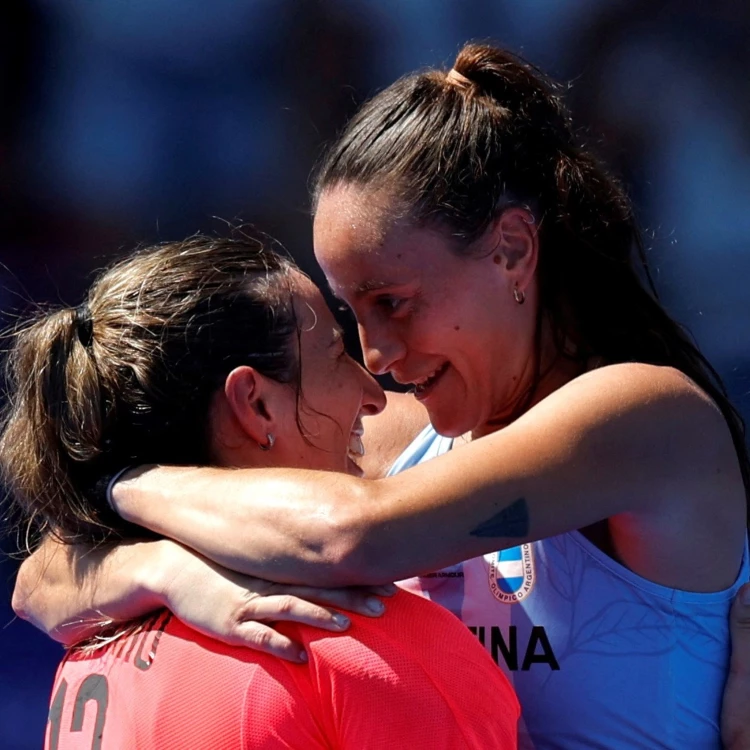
[485, 207, 538, 292]
[223, 366, 277, 447]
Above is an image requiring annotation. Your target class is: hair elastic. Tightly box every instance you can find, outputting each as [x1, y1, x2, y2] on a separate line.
[446, 68, 472, 89]
[73, 303, 95, 348]
[106, 466, 134, 512]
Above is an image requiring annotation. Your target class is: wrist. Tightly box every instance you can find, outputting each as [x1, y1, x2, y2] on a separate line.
[134, 539, 182, 610]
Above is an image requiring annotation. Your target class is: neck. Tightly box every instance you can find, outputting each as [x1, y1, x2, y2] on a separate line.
[470, 324, 593, 441]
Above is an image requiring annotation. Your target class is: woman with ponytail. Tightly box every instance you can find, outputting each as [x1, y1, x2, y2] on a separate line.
[14, 45, 750, 747]
[3, 235, 519, 749]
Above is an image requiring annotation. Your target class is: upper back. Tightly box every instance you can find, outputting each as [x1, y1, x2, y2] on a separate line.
[46, 593, 518, 749]
[46, 611, 261, 750]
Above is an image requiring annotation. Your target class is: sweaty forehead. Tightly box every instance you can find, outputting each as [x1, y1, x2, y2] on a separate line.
[316, 186, 427, 291]
[313, 184, 402, 260]
[315, 188, 459, 299]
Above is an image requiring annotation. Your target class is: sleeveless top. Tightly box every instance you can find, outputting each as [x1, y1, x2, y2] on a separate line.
[389, 425, 750, 750]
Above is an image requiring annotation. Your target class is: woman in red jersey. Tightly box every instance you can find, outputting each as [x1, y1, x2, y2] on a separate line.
[1, 235, 518, 749]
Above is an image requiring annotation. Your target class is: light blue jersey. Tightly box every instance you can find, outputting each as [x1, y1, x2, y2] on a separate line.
[389, 425, 749, 749]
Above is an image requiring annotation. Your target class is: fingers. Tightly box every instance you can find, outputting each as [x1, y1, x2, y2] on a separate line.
[229, 620, 309, 664]
[226, 588, 400, 663]
[279, 586, 392, 618]
[227, 594, 363, 663]
[243, 594, 353, 631]
[368, 583, 399, 597]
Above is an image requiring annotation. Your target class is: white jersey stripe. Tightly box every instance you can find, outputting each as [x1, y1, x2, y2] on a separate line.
[495, 560, 524, 579]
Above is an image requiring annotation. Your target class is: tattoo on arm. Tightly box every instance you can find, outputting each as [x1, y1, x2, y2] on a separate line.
[469, 498, 529, 539]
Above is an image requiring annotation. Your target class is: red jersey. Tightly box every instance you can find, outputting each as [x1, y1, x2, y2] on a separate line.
[45, 590, 519, 749]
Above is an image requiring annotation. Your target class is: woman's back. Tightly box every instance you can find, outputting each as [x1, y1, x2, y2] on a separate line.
[46, 590, 519, 749]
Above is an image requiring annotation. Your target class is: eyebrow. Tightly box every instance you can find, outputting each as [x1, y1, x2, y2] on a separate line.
[327, 279, 401, 307]
[353, 279, 397, 298]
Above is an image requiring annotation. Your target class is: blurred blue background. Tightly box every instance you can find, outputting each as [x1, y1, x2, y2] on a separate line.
[1, 1, 749, 746]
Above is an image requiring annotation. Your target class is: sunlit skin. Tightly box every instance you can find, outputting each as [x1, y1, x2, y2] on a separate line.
[314, 184, 584, 439]
[210, 271, 386, 476]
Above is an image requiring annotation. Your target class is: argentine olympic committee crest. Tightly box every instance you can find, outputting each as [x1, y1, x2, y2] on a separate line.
[486, 544, 535, 604]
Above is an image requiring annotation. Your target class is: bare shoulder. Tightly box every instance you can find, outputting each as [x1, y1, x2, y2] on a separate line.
[554, 363, 745, 586]
[359, 391, 429, 479]
[539, 362, 725, 438]
[572, 361, 715, 403]
[518, 361, 739, 507]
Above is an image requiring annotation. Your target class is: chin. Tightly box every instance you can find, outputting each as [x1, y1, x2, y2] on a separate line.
[425, 407, 473, 438]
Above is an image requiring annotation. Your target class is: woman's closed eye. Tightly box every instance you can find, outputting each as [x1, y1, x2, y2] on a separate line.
[375, 295, 406, 314]
[329, 329, 349, 359]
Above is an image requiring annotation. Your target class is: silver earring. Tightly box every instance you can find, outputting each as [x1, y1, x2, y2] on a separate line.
[259, 433, 275, 451]
[513, 286, 526, 305]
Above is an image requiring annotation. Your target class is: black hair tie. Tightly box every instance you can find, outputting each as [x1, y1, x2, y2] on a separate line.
[74, 303, 95, 348]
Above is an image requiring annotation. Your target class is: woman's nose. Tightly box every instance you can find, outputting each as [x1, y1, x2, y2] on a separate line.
[359, 322, 405, 377]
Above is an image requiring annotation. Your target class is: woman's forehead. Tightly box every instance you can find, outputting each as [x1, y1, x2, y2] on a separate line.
[322, 230, 458, 300]
[314, 186, 470, 301]
[313, 184, 400, 257]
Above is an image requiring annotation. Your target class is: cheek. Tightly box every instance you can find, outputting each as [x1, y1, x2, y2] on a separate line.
[335, 373, 361, 421]
[411, 304, 469, 348]
[312, 366, 358, 432]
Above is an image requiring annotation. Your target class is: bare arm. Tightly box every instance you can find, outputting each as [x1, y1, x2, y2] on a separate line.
[13, 535, 166, 644]
[113, 364, 745, 589]
[13, 535, 394, 658]
[10, 393, 417, 654]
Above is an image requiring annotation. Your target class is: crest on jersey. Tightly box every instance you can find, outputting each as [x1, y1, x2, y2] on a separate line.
[486, 544, 535, 604]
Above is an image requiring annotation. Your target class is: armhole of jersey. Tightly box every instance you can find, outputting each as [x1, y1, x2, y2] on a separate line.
[566, 529, 750, 603]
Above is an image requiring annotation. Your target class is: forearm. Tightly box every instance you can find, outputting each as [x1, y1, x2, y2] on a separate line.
[111, 460, 564, 588]
[109, 434, 609, 588]
[114, 466, 372, 586]
[112, 372, 707, 589]
[13, 535, 169, 645]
